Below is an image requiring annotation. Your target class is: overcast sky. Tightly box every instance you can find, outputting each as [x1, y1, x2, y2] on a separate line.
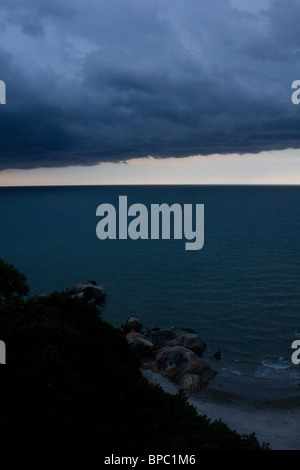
[0, 0, 299, 184]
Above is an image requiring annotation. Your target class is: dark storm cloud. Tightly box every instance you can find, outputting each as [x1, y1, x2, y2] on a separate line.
[0, 0, 299, 170]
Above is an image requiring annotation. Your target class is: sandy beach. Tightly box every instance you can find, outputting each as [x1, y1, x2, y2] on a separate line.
[142, 369, 300, 450]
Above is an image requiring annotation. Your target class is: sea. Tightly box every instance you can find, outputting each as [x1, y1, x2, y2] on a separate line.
[1, 185, 300, 401]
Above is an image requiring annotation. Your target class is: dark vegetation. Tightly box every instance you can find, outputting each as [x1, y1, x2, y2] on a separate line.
[0, 259, 268, 453]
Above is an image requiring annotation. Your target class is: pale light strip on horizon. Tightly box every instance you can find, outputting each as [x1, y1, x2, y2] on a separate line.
[0, 149, 300, 186]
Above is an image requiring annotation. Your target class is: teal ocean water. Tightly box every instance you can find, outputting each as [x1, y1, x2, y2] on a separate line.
[1, 185, 300, 394]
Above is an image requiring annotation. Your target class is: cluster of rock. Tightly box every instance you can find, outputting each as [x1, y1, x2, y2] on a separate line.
[123, 316, 217, 393]
[49, 282, 217, 392]
[65, 281, 107, 304]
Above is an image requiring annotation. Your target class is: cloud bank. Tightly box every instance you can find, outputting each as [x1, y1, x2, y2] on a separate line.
[0, 0, 300, 170]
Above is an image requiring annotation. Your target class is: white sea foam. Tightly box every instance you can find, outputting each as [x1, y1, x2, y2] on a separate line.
[221, 367, 244, 376]
[262, 358, 291, 370]
[255, 358, 297, 380]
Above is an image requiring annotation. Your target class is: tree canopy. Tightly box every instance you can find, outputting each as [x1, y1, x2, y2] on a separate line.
[0, 259, 29, 300]
[0, 259, 268, 454]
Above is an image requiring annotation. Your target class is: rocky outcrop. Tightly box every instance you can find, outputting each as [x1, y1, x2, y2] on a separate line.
[214, 350, 222, 360]
[121, 316, 216, 392]
[152, 328, 206, 354]
[150, 346, 216, 392]
[65, 281, 106, 303]
[123, 316, 143, 333]
[126, 332, 154, 355]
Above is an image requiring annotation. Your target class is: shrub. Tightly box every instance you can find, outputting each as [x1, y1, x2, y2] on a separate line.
[0, 261, 267, 454]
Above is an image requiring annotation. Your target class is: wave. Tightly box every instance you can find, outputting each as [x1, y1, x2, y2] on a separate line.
[221, 367, 244, 377]
[255, 357, 300, 380]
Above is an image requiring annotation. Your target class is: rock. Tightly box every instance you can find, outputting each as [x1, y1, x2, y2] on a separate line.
[152, 329, 174, 347]
[65, 281, 106, 303]
[124, 316, 143, 333]
[126, 332, 154, 355]
[152, 328, 206, 354]
[177, 373, 212, 392]
[214, 350, 222, 360]
[140, 327, 151, 337]
[151, 346, 216, 392]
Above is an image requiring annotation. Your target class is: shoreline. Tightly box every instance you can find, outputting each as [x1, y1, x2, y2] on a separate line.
[142, 368, 300, 450]
[122, 315, 300, 450]
[199, 366, 300, 403]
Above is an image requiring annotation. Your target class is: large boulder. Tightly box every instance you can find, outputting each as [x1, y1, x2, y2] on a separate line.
[152, 328, 206, 354]
[123, 316, 143, 333]
[126, 332, 154, 356]
[151, 346, 216, 392]
[65, 281, 106, 303]
[177, 373, 215, 392]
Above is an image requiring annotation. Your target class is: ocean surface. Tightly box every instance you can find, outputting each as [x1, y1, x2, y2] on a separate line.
[1, 185, 300, 398]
